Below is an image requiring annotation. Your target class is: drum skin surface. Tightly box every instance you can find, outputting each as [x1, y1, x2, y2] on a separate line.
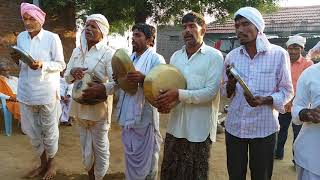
[111, 48, 138, 95]
[144, 64, 186, 106]
[72, 73, 106, 105]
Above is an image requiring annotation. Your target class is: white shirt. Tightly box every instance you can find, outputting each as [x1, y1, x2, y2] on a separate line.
[60, 77, 73, 97]
[0, 76, 18, 99]
[292, 63, 320, 175]
[166, 43, 224, 142]
[65, 40, 115, 122]
[17, 29, 65, 105]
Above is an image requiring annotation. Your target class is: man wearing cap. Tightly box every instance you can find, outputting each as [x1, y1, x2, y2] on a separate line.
[10, 2, 65, 180]
[64, 14, 115, 180]
[275, 35, 313, 161]
[222, 7, 293, 180]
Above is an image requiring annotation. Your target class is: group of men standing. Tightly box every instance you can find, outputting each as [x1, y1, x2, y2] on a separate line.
[5, 2, 320, 180]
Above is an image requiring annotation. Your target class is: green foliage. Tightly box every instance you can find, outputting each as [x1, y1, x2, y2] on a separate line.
[39, 0, 279, 33]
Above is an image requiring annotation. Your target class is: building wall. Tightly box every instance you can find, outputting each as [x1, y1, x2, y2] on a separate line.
[157, 27, 184, 63]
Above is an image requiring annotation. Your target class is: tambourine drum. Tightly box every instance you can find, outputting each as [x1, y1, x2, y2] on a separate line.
[111, 49, 138, 95]
[143, 64, 186, 107]
[11, 45, 35, 66]
[72, 73, 106, 105]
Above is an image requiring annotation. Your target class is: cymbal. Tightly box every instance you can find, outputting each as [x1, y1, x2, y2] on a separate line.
[111, 48, 138, 95]
[228, 66, 254, 98]
[10, 45, 35, 66]
[144, 64, 186, 106]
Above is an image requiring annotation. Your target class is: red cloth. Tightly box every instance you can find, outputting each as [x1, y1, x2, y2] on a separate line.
[0, 76, 20, 120]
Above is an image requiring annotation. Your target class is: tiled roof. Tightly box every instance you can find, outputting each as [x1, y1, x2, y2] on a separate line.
[207, 5, 320, 34]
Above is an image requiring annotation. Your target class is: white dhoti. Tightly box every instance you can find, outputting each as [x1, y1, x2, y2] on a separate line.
[297, 165, 320, 180]
[77, 119, 110, 180]
[60, 100, 71, 122]
[20, 101, 61, 158]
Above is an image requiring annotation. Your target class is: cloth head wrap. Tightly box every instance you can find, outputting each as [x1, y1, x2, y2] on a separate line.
[80, 14, 110, 54]
[20, 3, 46, 26]
[286, 35, 306, 48]
[234, 7, 271, 52]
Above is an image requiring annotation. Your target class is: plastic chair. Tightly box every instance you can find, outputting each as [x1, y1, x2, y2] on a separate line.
[0, 97, 12, 136]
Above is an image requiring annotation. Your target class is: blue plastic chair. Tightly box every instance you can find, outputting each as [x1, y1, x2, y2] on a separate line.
[0, 97, 12, 136]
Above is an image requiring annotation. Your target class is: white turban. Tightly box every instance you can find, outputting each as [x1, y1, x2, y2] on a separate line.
[80, 14, 110, 54]
[234, 7, 271, 52]
[286, 35, 306, 48]
[86, 14, 110, 38]
[306, 41, 320, 59]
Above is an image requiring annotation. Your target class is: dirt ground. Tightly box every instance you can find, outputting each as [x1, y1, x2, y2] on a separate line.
[0, 98, 297, 180]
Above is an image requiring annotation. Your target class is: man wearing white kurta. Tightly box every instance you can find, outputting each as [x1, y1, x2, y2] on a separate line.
[156, 12, 224, 180]
[292, 63, 320, 180]
[11, 3, 65, 180]
[60, 72, 73, 125]
[65, 14, 115, 180]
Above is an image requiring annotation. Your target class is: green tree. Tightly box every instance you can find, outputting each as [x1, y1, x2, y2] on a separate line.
[39, 0, 279, 33]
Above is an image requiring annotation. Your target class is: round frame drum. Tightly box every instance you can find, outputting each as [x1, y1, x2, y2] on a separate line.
[112, 49, 138, 95]
[144, 64, 186, 107]
[72, 73, 106, 105]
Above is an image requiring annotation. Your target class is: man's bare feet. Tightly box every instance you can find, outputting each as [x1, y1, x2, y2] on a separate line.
[42, 158, 56, 180]
[23, 166, 46, 179]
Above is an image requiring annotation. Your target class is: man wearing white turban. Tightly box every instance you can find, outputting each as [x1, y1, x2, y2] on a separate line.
[275, 35, 313, 161]
[64, 14, 115, 180]
[222, 7, 293, 180]
[10, 2, 65, 180]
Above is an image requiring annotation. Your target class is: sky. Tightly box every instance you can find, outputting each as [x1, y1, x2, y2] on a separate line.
[279, 0, 320, 6]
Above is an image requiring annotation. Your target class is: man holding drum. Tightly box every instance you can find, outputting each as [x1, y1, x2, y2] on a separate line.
[10, 3, 65, 180]
[155, 12, 224, 180]
[64, 14, 115, 180]
[113, 23, 165, 180]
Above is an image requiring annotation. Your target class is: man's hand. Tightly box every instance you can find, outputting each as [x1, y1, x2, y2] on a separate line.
[8, 96, 17, 102]
[284, 100, 293, 112]
[82, 82, 107, 101]
[63, 95, 71, 103]
[300, 106, 320, 123]
[126, 71, 145, 83]
[154, 89, 179, 108]
[29, 60, 43, 70]
[226, 65, 237, 98]
[10, 51, 21, 65]
[70, 67, 88, 80]
[157, 105, 171, 114]
[244, 94, 273, 107]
